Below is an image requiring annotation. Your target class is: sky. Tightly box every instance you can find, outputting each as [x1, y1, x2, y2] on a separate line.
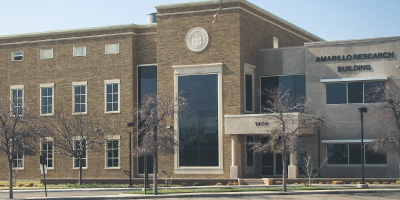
[0, 0, 399, 41]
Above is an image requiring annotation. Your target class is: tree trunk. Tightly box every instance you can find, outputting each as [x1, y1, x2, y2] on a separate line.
[79, 157, 83, 185]
[153, 147, 158, 195]
[8, 158, 13, 199]
[282, 149, 287, 192]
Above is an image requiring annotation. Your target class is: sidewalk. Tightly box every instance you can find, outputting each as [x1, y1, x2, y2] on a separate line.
[2, 184, 400, 199]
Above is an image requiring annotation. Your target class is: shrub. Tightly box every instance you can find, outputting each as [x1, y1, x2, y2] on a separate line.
[193, 182, 200, 186]
[29, 183, 34, 187]
[216, 182, 222, 185]
[325, 182, 331, 184]
[374, 182, 380, 184]
[180, 182, 187, 186]
[319, 182, 323, 184]
[383, 182, 389, 184]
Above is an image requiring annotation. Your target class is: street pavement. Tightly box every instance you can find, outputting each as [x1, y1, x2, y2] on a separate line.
[1, 185, 400, 200]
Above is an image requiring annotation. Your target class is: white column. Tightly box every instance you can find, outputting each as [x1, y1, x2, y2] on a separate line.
[230, 135, 239, 178]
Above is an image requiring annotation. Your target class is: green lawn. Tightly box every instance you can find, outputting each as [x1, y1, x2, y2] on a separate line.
[123, 186, 362, 195]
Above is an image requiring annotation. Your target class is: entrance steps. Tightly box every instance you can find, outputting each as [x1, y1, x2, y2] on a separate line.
[242, 179, 264, 185]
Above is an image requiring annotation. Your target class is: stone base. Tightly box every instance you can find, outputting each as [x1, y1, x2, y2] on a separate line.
[230, 166, 239, 179]
[288, 165, 298, 178]
[357, 184, 368, 188]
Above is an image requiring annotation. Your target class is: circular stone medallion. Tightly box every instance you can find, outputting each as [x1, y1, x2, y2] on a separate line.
[186, 27, 209, 52]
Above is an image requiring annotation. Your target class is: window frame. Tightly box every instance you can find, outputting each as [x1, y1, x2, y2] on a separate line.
[72, 138, 88, 169]
[326, 142, 387, 166]
[244, 63, 256, 113]
[40, 137, 54, 169]
[173, 63, 223, 175]
[11, 51, 23, 61]
[105, 135, 120, 169]
[40, 48, 53, 59]
[40, 83, 54, 116]
[73, 46, 87, 57]
[12, 152, 24, 170]
[105, 43, 119, 54]
[72, 81, 88, 115]
[324, 79, 386, 104]
[10, 85, 24, 116]
[104, 79, 120, 114]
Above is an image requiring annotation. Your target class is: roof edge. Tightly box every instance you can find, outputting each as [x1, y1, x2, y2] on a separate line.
[156, 0, 323, 42]
[0, 23, 157, 39]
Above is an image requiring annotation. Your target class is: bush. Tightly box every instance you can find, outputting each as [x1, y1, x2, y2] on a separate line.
[216, 182, 222, 185]
[180, 182, 187, 186]
[29, 183, 34, 187]
[193, 182, 200, 186]
[227, 181, 238, 186]
[383, 182, 389, 184]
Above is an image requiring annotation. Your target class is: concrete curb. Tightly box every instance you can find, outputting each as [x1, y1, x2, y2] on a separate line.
[24, 188, 400, 200]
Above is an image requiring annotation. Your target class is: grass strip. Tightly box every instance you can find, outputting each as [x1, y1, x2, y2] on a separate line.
[123, 186, 362, 195]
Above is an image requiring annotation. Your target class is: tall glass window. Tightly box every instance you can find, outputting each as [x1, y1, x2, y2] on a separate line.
[74, 140, 87, 168]
[106, 140, 119, 168]
[260, 75, 305, 112]
[74, 85, 87, 113]
[138, 65, 157, 174]
[245, 74, 253, 112]
[246, 136, 254, 167]
[41, 87, 53, 115]
[41, 140, 54, 168]
[179, 74, 219, 166]
[106, 83, 119, 112]
[11, 89, 23, 115]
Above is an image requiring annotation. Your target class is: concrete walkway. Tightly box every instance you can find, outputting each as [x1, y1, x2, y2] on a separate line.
[1, 184, 400, 199]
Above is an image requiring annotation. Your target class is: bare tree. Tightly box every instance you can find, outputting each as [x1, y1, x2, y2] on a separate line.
[368, 79, 400, 158]
[0, 104, 43, 199]
[43, 110, 111, 185]
[251, 87, 322, 192]
[301, 152, 326, 187]
[134, 94, 186, 195]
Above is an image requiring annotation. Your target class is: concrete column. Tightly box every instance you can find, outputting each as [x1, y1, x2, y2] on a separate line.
[288, 152, 298, 178]
[230, 135, 239, 179]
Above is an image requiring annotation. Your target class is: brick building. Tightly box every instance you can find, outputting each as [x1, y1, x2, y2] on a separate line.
[1, 0, 398, 184]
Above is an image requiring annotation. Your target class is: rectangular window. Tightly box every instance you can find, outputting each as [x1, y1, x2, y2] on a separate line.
[245, 74, 253, 112]
[260, 75, 305, 112]
[41, 138, 54, 168]
[40, 49, 53, 59]
[104, 80, 120, 113]
[106, 139, 119, 168]
[10, 85, 24, 116]
[178, 74, 219, 167]
[73, 81, 87, 114]
[105, 43, 119, 54]
[327, 143, 387, 165]
[273, 37, 278, 48]
[11, 51, 23, 61]
[246, 136, 254, 167]
[138, 65, 157, 174]
[326, 81, 385, 104]
[40, 83, 54, 116]
[74, 140, 87, 168]
[13, 153, 23, 169]
[73, 46, 86, 57]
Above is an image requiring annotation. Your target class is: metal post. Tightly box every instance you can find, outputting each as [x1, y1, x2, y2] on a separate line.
[129, 131, 132, 187]
[317, 127, 321, 177]
[144, 155, 148, 194]
[360, 112, 365, 184]
[357, 107, 367, 186]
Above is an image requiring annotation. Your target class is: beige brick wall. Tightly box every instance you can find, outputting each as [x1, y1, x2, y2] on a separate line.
[0, 26, 151, 180]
